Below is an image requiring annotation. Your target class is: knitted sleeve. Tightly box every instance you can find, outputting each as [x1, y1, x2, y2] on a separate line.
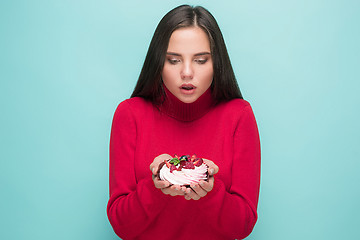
[199, 104, 261, 239]
[106, 101, 169, 239]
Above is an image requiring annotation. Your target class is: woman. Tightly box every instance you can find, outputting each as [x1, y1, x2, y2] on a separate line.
[107, 5, 260, 240]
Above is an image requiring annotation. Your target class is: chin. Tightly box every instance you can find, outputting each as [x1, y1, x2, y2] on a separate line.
[179, 96, 198, 104]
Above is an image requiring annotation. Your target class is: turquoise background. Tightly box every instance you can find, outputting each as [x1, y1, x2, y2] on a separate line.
[1, 0, 359, 239]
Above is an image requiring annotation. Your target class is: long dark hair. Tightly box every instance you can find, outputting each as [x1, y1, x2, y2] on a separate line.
[131, 5, 243, 104]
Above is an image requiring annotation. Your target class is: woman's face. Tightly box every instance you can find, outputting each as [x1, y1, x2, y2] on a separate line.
[162, 27, 213, 103]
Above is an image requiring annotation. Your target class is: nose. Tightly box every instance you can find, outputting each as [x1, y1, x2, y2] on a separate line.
[180, 62, 194, 80]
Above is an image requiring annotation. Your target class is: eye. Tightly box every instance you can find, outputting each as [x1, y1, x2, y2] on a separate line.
[167, 58, 181, 65]
[194, 58, 208, 64]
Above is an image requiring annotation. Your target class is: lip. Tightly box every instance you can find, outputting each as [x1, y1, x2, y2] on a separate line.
[180, 84, 196, 95]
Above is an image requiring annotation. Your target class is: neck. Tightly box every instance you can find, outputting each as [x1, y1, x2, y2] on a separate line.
[160, 86, 215, 122]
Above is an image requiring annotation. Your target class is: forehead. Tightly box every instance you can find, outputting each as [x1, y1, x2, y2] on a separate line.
[167, 27, 211, 54]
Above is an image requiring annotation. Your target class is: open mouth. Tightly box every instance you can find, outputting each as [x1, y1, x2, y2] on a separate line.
[181, 84, 196, 91]
[182, 86, 194, 90]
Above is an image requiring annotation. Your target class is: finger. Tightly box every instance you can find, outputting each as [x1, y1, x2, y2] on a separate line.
[203, 159, 219, 173]
[190, 183, 207, 198]
[152, 175, 170, 189]
[150, 162, 161, 175]
[184, 187, 200, 200]
[183, 188, 191, 200]
[203, 159, 219, 175]
[184, 195, 191, 200]
[170, 184, 182, 193]
[180, 186, 187, 192]
[199, 177, 214, 192]
[162, 185, 185, 196]
[149, 163, 157, 174]
[154, 179, 170, 189]
[158, 153, 173, 159]
[171, 185, 185, 196]
[150, 154, 173, 174]
[162, 187, 175, 196]
[150, 161, 163, 175]
[161, 187, 172, 195]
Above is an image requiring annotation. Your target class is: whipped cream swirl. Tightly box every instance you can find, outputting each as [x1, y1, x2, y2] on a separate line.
[159, 163, 208, 185]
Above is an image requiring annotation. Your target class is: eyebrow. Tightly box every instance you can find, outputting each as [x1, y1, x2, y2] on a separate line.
[166, 52, 211, 56]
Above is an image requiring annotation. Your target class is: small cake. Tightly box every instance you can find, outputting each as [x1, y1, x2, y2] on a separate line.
[158, 155, 208, 186]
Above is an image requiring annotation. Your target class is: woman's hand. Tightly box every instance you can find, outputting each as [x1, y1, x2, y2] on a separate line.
[150, 154, 186, 196]
[184, 159, 219, 200]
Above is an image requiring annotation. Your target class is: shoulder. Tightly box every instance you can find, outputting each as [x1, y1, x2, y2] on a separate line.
[113, 97, 153, 120]
[116, 97, 153, 113]
[216, 98, 252, 114]
[211, 98, 257, 127]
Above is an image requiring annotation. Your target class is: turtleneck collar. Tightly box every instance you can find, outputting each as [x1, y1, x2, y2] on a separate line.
[159, 85, 215, 122]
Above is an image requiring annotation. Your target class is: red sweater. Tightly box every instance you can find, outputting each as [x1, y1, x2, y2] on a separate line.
[107, 88, 261, 240]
